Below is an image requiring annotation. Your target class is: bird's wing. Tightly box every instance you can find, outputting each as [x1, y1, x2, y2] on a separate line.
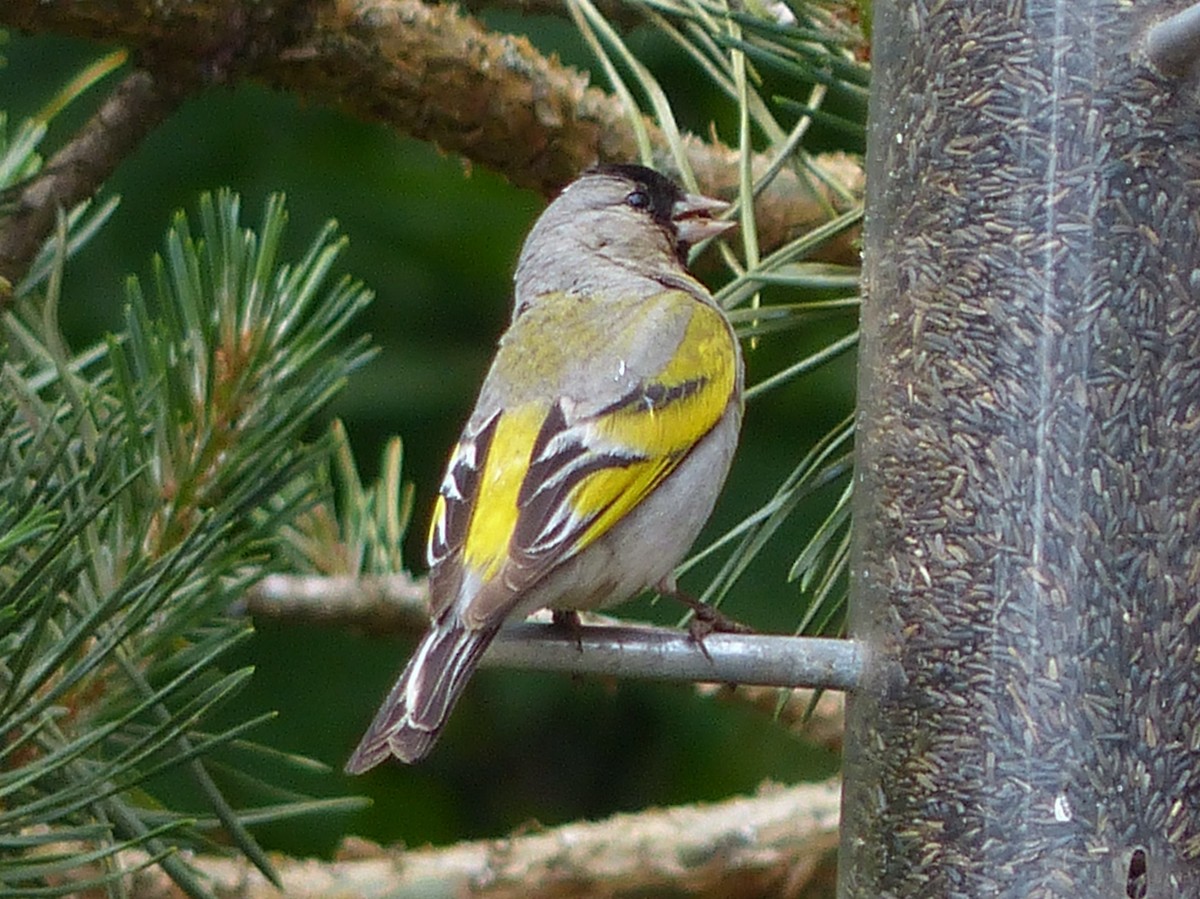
[426, 290, 739, 622]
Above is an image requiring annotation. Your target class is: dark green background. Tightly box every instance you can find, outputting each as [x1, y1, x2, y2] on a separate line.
[4, 21, 855, 855]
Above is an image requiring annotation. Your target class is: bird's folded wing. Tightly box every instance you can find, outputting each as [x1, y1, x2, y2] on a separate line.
[427, 292, 737, 618]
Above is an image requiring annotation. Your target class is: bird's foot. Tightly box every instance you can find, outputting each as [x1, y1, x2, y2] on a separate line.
[655, 581, 753, 660]
[551, 608, 585, 652]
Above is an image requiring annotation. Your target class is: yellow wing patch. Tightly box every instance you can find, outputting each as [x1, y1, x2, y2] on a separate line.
[598, 303, 736, 456]
[566, 301, 737, 551]
[460, 403, 547, 579]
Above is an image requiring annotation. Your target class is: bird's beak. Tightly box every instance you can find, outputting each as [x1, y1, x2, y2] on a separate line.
[672, 193, 737, 246]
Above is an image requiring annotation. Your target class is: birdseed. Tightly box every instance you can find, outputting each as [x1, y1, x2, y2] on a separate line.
[841, 1, 1200, 896]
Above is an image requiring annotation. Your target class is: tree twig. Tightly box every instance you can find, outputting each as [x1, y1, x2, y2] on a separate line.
[76, 779, 841, 898]
[246, 572, 430, 633]
[0, 69, 186, 293]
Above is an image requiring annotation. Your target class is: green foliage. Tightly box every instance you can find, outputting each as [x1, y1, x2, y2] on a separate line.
[1, 134, 373, 895]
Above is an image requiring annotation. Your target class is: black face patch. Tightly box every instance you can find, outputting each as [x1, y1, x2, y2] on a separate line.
[586, 163, 683, 231]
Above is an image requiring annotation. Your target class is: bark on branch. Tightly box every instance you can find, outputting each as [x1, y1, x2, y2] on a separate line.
[0, 69, 187, 290]
[77, 779, 841, 898]
[1, 0, 863, 289]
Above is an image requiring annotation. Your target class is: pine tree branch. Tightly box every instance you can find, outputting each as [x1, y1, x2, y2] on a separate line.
[454, 0, 868, 45]
[0, 0, 864, 288]
[0, 68, 187, 294]
[267, 0, 865, 248]
[459, 0, 651, 28]
[56, 779, 841, 898]
[247, 573, 430, 633]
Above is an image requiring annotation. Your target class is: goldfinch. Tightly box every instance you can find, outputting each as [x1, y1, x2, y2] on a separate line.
[346, 164, 742, 771]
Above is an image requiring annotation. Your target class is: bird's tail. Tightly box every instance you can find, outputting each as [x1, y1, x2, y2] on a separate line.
[345, 615, 501, 773]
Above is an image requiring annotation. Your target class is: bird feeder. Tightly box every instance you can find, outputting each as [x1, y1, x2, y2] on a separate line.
[841, 1, 1200, 895]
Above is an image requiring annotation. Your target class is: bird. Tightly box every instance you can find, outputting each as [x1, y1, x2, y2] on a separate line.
[345, 163, 743, 772]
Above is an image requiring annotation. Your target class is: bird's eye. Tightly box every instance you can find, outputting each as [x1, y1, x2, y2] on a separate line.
[625, 190, 650, 210]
